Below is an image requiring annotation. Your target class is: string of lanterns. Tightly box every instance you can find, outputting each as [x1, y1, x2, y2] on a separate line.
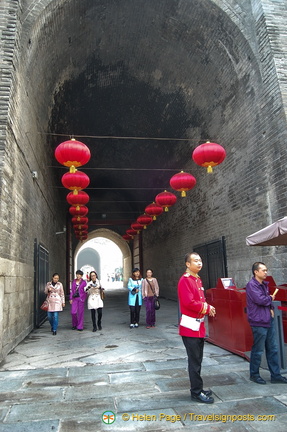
[55, 137, 226, 243]
[123, 140, 226, 241]
[55, 138, 91, 241]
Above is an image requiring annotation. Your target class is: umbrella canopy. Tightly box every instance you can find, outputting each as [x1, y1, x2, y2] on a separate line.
[246, 217, 287, 246]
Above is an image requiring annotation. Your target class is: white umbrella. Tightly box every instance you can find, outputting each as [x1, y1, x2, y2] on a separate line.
[246, 216, 287, 246]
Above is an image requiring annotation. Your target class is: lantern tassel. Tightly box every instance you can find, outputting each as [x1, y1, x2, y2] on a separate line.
[181, 191, 187, 197]
[207, 165, 213, 174]
[69, 165, 77, 173]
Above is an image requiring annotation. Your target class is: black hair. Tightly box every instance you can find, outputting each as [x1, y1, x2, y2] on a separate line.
[185, 252, 200, 264]
[252, 262, 266, 276]
[76, 269, 83, 276]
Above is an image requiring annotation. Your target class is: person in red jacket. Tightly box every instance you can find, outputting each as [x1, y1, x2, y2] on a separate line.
[178, 252, 216, 404]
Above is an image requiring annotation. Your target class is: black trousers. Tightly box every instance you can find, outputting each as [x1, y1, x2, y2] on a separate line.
[129, 295, 141, 324]
[91, 308, 102, 328]
[182, 336, 204, 395]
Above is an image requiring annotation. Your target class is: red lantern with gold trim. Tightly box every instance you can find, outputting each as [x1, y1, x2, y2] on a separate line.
[192, 141, 226, 173]
[73, 224, 88, 231]
[69, 205, 89, 217]
[137, 214, 153, 229]
[122, 234, 131, 241]
[126, 229, 138, 238]
[71, 216, 88, 225]
[62, 171, 90, 193]
[145, 202, 163, 220]
[67, 191, 90, 210]
[75, 229, 88, 236]
[55, 139, 91, 172]
[155, 190, 177, 212]
[170, 171, 196, 197]
[131, 222, 143, 234]
[76, 234, 88, 241]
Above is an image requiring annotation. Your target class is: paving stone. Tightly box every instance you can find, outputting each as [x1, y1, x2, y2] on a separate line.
[0, 296, 286, 432]
[0, 420, 60, 432]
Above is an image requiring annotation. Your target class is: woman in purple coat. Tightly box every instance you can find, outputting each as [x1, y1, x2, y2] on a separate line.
[69, 270, 87, 331]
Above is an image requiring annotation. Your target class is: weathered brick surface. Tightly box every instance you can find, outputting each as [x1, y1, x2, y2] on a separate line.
[1, 0, 287, 362]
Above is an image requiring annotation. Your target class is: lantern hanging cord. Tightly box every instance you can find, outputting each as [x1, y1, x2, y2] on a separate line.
[37, 131, 212, 143]
[48, 166, 191, 171]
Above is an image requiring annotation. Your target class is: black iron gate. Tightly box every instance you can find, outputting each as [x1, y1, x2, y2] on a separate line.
[34, 240, 49, 327]
[194, 237, 227, 290]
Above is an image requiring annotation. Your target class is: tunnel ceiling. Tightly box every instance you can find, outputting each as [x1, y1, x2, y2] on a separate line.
[35, 0, 256, 236]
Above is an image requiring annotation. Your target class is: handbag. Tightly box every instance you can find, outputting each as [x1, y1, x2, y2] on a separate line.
[154, 297, 160, 310]
[40, 298, 49, 311]
[100, 288, 105, 300]
[146, 279, 160, 310]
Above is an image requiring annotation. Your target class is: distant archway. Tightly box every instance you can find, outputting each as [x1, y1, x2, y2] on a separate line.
[74, 228, 132, 286]
[76, 247, 101, 278]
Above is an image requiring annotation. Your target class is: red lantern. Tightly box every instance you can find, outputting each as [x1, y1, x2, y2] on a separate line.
[76, 234, 88, 241]
[71, 216, 88, 225]
[67, 191, 90, 210]
[155, 190, 177, 212]
[62, 171, 90, 192]
[131, 222, 143, 233]
[170, 171, 196, 197]
[137, 214, 153, 229]
[73, 224, 88, 231]
[145, 202, 163, 220]
[192, 141, 226, 173]
[55, 139, 91, 172]
[122, 234, 131, 241]
[126, 229, 138, 238]
[75, 229, 88, 236]
[69, 206, 89, 217]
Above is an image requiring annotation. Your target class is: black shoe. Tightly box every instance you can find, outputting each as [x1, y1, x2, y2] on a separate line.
[72, 326, 76, 330]
[98, 325, 102, 330]
[202, 389, 213, 397]
[250, 376, 266, 384]
[93, 327, 97, 332]
[77, 329, 83, 331]
[52, 331, 57, 336]
[271, 376, 287, 384]
[191, 392, 214, 404]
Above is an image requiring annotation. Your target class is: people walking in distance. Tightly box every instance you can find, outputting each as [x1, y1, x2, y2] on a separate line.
[85, 270, 104, 332]
[142, 269, 160, 328]
[127, 268, 143, 328]
[45, 273, 65, 336]
[69, 270, 87, 331]
[178, 252, 216, 404]
[246, 262, 287, 385]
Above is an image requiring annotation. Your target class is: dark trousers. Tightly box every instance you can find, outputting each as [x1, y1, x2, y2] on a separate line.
[130, 296, 141, 324]
[250, 319, 281, 379]
[182, 336, 204, 395]
[91, 308, 102, 329]
[144, 296, 156, 326]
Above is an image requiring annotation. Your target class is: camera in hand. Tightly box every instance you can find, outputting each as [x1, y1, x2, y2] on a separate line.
[131, 288, 137, 294]
[73, 291, 80, 298]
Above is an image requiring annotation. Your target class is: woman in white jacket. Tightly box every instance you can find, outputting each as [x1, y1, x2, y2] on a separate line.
[85, 271, 104, 332]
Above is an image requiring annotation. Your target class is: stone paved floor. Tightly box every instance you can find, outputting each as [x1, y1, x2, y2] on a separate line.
[0, 287, 287, 431]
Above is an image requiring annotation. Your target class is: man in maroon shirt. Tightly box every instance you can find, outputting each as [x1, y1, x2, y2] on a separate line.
[178, 252, 216, 403]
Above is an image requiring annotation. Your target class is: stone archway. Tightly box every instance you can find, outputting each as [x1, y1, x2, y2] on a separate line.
[74, 228, 132, 286]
